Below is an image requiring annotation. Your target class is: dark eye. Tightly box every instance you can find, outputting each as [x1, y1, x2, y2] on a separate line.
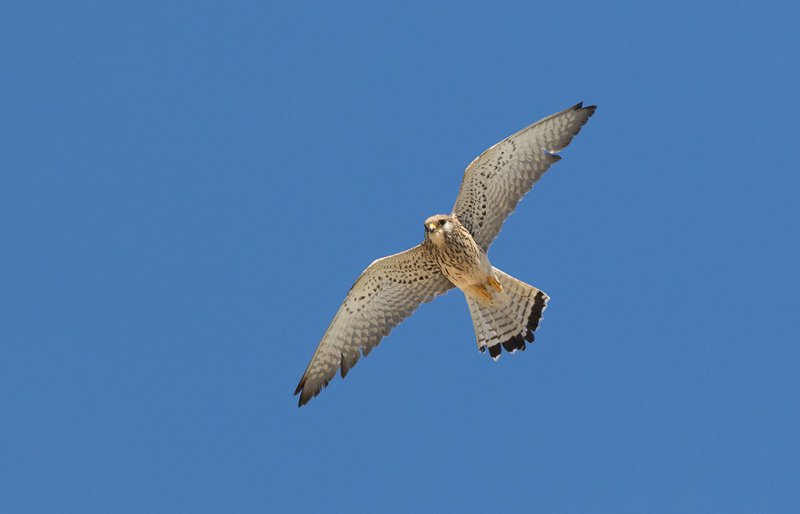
[439, 220, 445, 225]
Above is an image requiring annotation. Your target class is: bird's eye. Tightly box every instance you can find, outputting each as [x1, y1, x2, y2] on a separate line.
[439, 220, 446, 225]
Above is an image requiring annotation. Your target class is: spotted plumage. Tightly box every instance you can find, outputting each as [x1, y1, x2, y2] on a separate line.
[295, 102, 596, 406]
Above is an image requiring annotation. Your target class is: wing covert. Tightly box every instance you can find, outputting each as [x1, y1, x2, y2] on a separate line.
[294, 244, 453, 407]
[452, 102, 595, 251]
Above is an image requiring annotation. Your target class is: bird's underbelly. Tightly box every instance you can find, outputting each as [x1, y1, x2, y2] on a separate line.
[441, 265, 480, 288]
[431, 240, 499, 305]
[431, 236, 490, 289]
[437, 254, 486, 289]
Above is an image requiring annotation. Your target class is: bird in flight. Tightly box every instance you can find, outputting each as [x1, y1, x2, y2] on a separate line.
[295, 102, 596, 407]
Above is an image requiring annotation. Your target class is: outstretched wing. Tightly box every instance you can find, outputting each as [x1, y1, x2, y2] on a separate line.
[294, 244, 453, 407]
[452, 102, 596, 251]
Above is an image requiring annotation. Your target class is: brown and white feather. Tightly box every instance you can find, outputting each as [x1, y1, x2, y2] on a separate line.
[294, 244, 453, 406]
[452, 102, 596, 251]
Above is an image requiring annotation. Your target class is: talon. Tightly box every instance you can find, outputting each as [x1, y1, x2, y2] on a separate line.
[474, 285, 493, 302]
[488, 276, 502, 292]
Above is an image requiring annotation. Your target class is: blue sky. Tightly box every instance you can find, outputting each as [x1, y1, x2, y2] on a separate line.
[2, 1, 799, 512]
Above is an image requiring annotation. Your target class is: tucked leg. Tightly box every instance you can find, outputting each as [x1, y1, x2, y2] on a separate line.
[470, 284, 494, 303]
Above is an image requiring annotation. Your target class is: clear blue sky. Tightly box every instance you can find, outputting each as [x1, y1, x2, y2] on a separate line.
[2, 1, 798, 512]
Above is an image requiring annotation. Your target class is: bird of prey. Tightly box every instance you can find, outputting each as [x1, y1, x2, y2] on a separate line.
[295, 102, 596, 407]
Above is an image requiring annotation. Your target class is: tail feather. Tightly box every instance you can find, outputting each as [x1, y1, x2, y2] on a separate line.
[466, 268, 549, 359]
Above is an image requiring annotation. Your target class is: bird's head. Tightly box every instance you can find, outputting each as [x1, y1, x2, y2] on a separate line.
[424, 214, 454, 245]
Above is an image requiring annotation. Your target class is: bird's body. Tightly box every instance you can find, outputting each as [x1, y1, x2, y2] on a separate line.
[423, 213, 499, 305]
[294, 102, 596, 406]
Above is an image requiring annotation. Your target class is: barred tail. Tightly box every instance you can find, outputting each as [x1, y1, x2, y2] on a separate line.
[465, 268, 549, 359]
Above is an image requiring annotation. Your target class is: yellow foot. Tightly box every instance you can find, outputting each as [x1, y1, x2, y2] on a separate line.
[473, 285, 493, 303]
[488, 275, 502, 292]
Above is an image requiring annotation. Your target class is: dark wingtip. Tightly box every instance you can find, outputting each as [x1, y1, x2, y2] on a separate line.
[294, 376, 306, 396]
[296, 386, 317, 408]
[572, 101, 597, 117]
[295, 376, 316, 407]
[488, 344, 502, 359]
[295, 374, 333, 407]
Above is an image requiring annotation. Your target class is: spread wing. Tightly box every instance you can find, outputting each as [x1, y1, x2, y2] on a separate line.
[294, 244, 453, 407]
[452, 102, 596, 251]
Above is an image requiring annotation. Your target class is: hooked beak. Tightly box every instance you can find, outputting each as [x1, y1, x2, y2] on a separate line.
[427, 223, 437, 233]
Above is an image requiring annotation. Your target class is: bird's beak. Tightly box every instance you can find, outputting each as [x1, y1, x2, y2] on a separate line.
[427, 223, 437, 233]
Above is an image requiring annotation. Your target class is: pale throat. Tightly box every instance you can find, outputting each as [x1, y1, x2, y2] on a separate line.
[429, 230, 445, 245]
